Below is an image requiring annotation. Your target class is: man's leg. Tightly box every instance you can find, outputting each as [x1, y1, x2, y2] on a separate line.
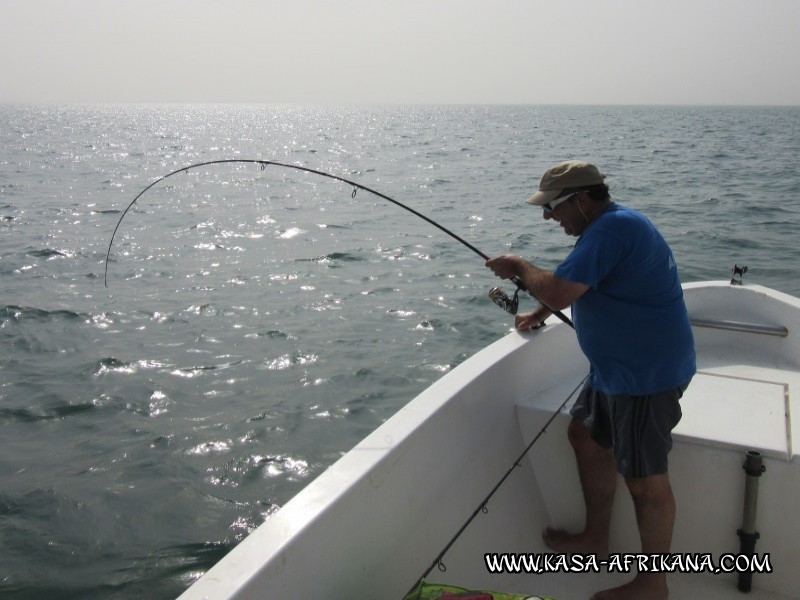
[543, 417, 617, 557]
[591, 473, 674, 600]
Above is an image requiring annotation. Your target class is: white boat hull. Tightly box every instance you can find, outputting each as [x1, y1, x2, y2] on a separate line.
[180, 282, 800, 600]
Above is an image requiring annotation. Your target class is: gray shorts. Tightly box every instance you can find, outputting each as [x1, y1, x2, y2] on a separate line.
[570, 380, 691, 478]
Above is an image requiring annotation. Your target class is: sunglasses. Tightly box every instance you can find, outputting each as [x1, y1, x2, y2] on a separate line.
[543, 191, 579, 213]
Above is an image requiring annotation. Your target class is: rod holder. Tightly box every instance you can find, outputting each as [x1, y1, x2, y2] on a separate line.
[731, 264, 748, 285]
[737, 450, 765, 592]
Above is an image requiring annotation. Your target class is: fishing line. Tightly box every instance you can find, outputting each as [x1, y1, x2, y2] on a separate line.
[104, 159, 573, 328]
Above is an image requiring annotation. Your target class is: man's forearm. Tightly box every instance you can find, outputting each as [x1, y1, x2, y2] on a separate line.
[486, 254, 588, 311]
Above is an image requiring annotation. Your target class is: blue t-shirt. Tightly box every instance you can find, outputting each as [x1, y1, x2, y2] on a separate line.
[554, 203, 696, 395]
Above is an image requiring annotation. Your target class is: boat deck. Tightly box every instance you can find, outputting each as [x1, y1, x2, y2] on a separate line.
[510, 312, 800, 600]
[478, 570, 799, 600]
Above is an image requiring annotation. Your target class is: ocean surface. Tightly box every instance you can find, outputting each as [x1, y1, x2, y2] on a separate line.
[2, 104, 799, 598]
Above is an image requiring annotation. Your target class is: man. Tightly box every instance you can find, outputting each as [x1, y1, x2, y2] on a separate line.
[486, 160, 695, 600]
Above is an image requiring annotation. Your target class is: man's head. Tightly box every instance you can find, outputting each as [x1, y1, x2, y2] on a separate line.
[527, 160, 606, 207]
[527, 160, 610, 236]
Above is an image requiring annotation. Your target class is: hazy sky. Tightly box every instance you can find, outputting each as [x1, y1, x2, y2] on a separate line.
[2, 0, 798, 105]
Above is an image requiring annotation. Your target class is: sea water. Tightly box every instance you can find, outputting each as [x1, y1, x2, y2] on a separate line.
[2, 104, 799, 598]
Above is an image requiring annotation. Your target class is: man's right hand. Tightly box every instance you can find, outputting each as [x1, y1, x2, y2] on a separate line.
[515, 309, 549, 330]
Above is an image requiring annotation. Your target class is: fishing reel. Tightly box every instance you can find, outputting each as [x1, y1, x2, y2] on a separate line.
[488, 285, 520, 315]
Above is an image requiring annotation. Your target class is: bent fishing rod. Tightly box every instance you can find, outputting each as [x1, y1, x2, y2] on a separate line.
[103, 159, 574, 329]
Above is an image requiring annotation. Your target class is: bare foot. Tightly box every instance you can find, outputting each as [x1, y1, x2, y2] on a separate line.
[542, 528, 608, 559]
[591, 574, 668, 600]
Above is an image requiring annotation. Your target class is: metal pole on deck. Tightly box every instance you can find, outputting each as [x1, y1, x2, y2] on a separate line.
[737, 450, 765, 592]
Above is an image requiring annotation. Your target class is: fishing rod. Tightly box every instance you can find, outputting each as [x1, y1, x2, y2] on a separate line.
[103, 159, 574, 328]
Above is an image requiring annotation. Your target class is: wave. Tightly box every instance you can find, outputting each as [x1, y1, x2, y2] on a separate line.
[294, 252, 365, 263]
[0, 305, 85, 323]
[94, 357, 136, 376]
[26, 248, 67, 259]
[0, 402, 97, 423]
